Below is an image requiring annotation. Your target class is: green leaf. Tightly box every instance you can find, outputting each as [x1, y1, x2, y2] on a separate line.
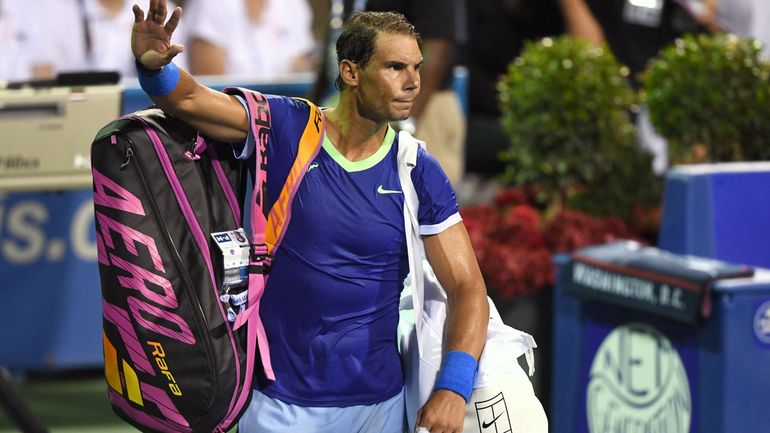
[498, 36, 648, 217]
[642, 33, 770, 162]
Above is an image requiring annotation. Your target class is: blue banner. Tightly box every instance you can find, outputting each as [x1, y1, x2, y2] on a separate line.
[0, 190, 102, 369]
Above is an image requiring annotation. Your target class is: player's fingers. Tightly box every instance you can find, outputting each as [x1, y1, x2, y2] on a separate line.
[132, 4, 144, 23]
[415, 407, 428, 433]
[164, 7, 182, 35]
[148, 0, 158, 21]
[155, 0, 167, 23]
[164, 44, 185, 61]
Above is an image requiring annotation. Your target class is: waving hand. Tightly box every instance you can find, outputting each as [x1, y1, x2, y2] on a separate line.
[132, 0, 184, 69]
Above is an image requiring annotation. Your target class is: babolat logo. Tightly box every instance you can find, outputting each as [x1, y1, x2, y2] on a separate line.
[586, 323, 691, 433]
[214, 233, 232, 243]
[0, 155, 40, 171]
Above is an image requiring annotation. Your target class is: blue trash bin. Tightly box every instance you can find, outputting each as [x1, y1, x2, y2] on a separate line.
[551, 252, 770, 433]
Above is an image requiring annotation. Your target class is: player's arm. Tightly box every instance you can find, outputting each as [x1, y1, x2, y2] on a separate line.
[132, 0, 247, 142]
[417, 222, 490, 432]
[424, 222, 488, 362]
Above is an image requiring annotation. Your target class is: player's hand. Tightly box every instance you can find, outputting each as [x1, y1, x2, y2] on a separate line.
[415, 389, 466, 433]
[131, 0, 184, 70]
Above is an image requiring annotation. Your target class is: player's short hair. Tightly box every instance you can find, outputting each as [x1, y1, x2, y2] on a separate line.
[335, 11, 421, 90]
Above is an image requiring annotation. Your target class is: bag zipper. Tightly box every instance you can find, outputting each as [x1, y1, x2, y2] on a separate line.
[120, 134, 220, 417]
[130, 116, 246, 426]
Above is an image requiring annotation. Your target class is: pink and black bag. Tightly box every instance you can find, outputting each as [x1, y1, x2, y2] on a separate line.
[91, 90, 322, 432]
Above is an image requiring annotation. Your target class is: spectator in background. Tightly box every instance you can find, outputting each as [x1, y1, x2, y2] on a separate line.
[367, 0, 467, 187]
[558, 0, 700, 85]
[464, 0, 563, 185]
[679, 0, 770, 56]
[738, 0, 770, 51]
[22, 0, 187, 80]
[308, 0, 360, 105]
[0, 0, 88, 81]
[0, 0, 36, 81]
[184, 0, 316, 78]
[559, 0, 705, 174]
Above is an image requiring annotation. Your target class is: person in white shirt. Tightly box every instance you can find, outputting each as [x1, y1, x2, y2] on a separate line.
[26, 0, 187, 80]
[79, 0, 188, 77]
[679, 0, 770, 56]
[0, 0, 54, 80]
[183, 0, 316, 78]
[0, 0, 31, 81]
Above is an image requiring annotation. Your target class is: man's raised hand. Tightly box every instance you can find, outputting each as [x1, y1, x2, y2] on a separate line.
[132, 0, 184, 70]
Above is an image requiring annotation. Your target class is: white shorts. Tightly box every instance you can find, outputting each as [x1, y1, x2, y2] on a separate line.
[238, 389, 405, 433]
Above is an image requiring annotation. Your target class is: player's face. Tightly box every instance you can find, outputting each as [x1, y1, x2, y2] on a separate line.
[356, 32, 422, 122]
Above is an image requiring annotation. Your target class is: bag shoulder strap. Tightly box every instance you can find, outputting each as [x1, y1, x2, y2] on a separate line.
[222, 90, 325, 423]
[397, 131, 431, 357]
[223, 88, 272, 250]
[264, 97, 324, 254]
[396, 130, 422, 232]
[216, 90, 277, 425]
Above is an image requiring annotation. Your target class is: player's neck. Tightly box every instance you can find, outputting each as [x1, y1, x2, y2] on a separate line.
[325, 97, 389, 162]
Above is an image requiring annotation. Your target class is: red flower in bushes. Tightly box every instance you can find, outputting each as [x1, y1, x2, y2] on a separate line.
[493, 185, 542, 209]
[462, 188, 640, 299]
[460, 205, 500, 238]
[476, 243, 553, 299]
[495, 205, 545, 249]
[493, 188, 528, 208]
[543, 210, 634, 253]
[543, 210, 596, 253]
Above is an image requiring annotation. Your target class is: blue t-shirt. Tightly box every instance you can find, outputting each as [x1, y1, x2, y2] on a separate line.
[235, 95, 460, 406]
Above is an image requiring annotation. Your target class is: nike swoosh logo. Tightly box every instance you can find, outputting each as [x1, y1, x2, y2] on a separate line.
[377, 185, 402, 194]
[308, 162, 319, 172]
[481, 411, 505, 429]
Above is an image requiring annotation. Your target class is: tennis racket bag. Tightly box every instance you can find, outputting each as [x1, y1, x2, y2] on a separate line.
[91, 106, 256, 433]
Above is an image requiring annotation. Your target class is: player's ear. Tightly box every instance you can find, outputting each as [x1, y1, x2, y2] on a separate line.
[339, 60, 359, 88]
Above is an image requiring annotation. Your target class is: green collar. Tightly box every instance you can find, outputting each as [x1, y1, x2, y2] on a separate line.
[322, 126, 395, 172]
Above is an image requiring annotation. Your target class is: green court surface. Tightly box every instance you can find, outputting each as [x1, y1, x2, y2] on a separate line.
[0, 370, 137, 433]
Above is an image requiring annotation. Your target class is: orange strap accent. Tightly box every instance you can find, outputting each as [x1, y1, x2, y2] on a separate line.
[265, 99, 324, 253]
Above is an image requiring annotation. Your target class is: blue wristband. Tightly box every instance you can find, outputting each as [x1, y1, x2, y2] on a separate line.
[434, 350, 478, 402]
[136, 60, 180, 96]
